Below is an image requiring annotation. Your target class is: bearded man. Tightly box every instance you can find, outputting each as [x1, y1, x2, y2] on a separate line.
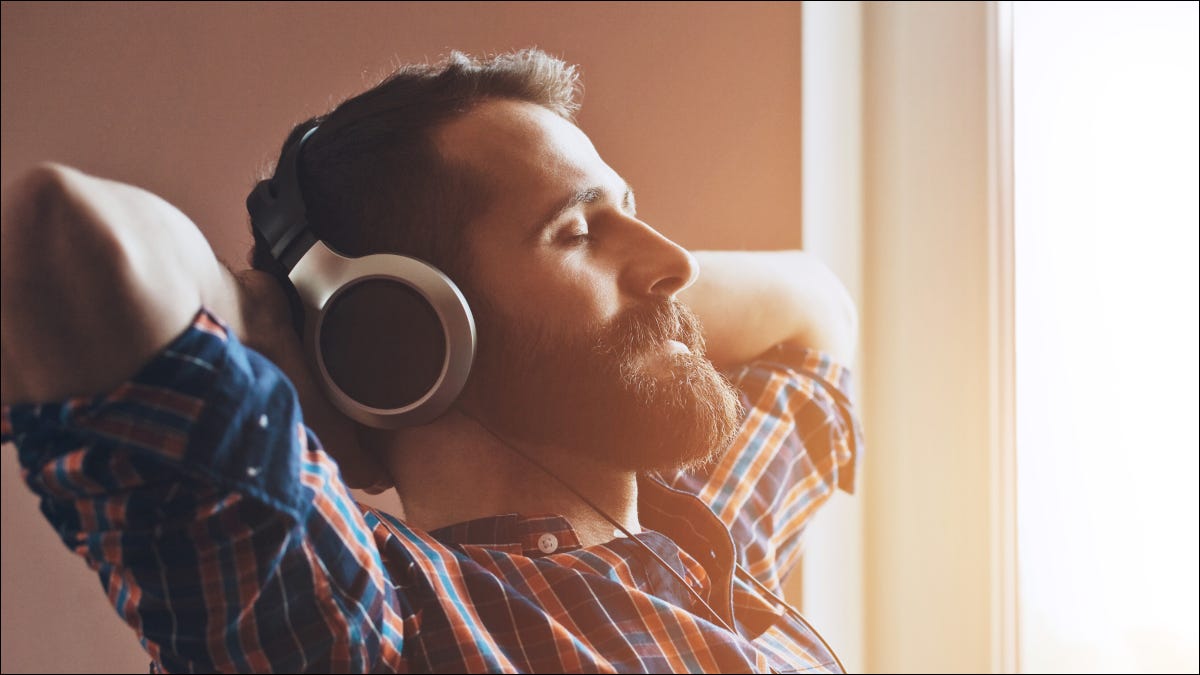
[1, 49, 862, 673]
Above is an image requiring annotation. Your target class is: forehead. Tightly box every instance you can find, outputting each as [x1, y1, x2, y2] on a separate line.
[433, 99, 623, 229]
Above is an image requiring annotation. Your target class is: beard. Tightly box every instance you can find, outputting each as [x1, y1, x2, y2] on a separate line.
[459, 296, 745, 474]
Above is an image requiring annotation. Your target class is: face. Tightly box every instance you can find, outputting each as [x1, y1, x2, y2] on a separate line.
[435, 100, 742, 473]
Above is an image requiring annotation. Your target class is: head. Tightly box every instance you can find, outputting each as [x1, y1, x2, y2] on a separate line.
[253, 50, 742, 476]
[252, 50, 580, 288]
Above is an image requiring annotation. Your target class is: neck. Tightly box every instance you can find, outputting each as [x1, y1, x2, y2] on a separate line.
[368, 408, 640, 548]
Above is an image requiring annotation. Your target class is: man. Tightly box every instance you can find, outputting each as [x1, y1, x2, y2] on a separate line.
[1, 50, 861, 673]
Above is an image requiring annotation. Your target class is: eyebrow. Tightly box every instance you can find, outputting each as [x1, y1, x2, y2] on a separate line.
[529, 183, 637, 238]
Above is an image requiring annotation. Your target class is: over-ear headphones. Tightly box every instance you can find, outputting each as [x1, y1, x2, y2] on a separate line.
[246, 125, 476, 429]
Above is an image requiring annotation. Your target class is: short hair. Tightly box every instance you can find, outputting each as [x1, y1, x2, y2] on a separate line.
[251, 48, 582, 292]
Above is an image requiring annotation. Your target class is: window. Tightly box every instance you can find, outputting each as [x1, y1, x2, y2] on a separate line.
[1014, 2, 1199, 672]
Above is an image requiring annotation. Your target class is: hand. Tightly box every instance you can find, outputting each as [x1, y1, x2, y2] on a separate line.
[232, 269, 392, 493]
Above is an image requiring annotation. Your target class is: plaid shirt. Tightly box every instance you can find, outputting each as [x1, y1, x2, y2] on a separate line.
[2, 308, 861, 673]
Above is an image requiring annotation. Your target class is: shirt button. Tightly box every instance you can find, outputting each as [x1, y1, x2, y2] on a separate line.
[537, 533, 559, 554]
[257, 414, 269, 428]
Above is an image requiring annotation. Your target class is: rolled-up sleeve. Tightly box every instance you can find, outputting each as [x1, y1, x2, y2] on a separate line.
[1, 309, 406, 673]
[666, 344, 864, 593]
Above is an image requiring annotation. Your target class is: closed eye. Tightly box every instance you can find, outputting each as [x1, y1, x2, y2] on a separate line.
[560, 228, 593, 246]
[528, 182, 637, 242]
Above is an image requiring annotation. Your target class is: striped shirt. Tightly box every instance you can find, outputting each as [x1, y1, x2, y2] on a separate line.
[2, 308, 862, 673]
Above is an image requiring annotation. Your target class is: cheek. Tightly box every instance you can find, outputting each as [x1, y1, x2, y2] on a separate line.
[507, 258, 620, 325]
[553, 257, 623, 322]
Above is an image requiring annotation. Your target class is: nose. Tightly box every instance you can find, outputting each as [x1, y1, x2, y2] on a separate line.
[621, 220, 699, 300]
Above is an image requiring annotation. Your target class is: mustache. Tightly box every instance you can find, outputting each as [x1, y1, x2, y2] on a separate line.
[597, 300, 707, 358]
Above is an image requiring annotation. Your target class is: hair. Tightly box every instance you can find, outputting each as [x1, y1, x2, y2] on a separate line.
[251, 48, 582, 289]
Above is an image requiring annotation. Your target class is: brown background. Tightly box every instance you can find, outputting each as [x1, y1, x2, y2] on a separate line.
[0, 2, 803, 672]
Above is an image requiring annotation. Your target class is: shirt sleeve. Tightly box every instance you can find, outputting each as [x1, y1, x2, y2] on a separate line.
[664, 343, 865, 593]
[1, 309, 407, 673]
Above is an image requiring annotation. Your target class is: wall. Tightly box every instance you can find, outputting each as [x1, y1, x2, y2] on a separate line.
[0, 2, 803, 672]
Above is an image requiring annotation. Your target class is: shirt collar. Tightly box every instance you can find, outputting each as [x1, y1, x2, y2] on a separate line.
[428, 513, 583, 557]
[425, 473, 738, 626]
[638, 472, 739, 625]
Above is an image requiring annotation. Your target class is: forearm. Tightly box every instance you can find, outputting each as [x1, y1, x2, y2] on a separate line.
[679, 250, 858, 369]
[0, 163, 242, 404]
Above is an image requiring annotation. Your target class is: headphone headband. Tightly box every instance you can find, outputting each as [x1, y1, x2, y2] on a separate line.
[247, 125, 320, 271]
[243, 122, 477, 429]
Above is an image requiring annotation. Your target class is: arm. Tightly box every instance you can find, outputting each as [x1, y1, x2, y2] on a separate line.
[672, 250, 863, 590]
[677, 250, 858, 370]
[1, 165, 403, 670]
[0, 163, 241, 403]
[0, 163, 383, 488]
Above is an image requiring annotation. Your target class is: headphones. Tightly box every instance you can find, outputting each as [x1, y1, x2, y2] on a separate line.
[247, 126, 840, 670]
[246, 125, 476, 429]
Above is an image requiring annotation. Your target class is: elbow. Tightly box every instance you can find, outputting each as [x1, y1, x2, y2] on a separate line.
[831, 280, 860, 367]
[3, 163, 124, 260]
[4, 164, 71, 287]
[2, 163, 131, 317]
[783, 255, 860, 367]
[4, 163, 72, 243]
[809, 270, 858, 367]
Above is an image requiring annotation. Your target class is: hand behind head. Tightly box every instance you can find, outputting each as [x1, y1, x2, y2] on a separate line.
[234, 269, 392, 492]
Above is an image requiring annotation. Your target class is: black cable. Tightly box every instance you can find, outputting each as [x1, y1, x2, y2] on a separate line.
[732, 562, 846, 673]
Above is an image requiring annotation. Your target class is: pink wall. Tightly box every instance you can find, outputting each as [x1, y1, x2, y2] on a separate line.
[1, 2, 802, 671]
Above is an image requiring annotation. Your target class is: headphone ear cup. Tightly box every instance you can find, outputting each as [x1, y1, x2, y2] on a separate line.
[250, 125, 474, 426]
[318, 279, 448, 411]
[291, 243, 475, 428]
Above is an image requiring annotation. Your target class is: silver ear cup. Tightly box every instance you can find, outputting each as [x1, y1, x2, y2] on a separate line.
[289, 242, 476, 428]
